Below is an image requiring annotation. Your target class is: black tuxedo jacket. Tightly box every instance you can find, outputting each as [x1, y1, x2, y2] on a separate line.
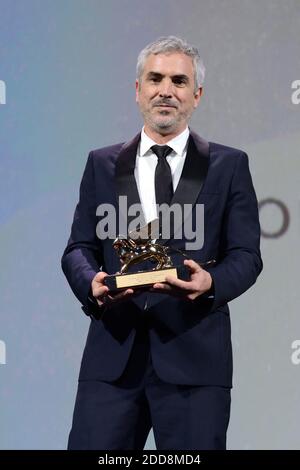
[61, 129, 262, 387]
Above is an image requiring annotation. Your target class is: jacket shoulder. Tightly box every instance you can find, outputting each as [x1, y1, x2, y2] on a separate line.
[190, 129, 247, 159]
[89, 142, 125, 162]
[209, 141, 247, 157]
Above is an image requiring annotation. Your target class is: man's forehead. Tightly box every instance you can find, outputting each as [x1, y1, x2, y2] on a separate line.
[143, 52, 194, 72]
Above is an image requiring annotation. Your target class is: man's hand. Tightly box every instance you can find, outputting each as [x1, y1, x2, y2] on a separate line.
[150, 259, 213, 301]
[91, 271, 135, 307]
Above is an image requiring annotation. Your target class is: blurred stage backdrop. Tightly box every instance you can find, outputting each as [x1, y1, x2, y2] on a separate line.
[0, 0, 300, 449]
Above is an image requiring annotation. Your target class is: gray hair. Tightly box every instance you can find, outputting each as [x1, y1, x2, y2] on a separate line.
[136, 36, 205, 93]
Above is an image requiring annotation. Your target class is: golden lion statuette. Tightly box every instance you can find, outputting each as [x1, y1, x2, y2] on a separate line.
[103, 219, 215, 292]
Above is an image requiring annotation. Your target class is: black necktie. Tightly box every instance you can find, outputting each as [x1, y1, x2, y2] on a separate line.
[151, 144, 173, 206]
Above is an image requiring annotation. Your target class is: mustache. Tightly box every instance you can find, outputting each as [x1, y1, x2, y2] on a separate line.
[153, 100, 177, 108]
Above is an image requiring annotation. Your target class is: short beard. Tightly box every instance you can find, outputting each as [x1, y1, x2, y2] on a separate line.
[142, 109, 190, 135]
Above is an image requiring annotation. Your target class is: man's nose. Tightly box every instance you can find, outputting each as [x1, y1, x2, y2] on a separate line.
[158, 79, 173, 97]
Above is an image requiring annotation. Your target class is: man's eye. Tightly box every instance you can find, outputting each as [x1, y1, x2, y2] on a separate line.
[173, 79, 185, 85]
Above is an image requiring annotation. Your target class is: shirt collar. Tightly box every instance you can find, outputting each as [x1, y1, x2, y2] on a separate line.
[139, 126, 190, 157]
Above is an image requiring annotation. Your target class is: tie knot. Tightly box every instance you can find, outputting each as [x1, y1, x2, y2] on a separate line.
[151, 144, 173, 160]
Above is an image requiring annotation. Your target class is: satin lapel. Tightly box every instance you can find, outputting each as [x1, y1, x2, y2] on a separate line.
[115, 132, 146, 232]
[160, 129, 210, 245]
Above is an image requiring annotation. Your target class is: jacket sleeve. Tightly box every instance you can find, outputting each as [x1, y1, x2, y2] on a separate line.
[61, 151, 104, 318]
[203, 151, 263, 310]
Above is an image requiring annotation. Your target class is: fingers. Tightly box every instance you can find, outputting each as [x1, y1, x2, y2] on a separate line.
[164, 276, 192, 290]
[106, 288, 134, 303]
[91, 271, 109, 304]
[92, 282, 109, 300]
[152, 282, 172, 291]
[150, 259, 203, 296]
[93, 286, 109, 307]
[92, 272, 140, 306]
[153, 273, 196, 292]
[93, 285, 109, 303]
[153, 259, 201, 289]
[150, 282, 187, 298]
[93, 271, 109, 283]
[184, 258, 202, 273]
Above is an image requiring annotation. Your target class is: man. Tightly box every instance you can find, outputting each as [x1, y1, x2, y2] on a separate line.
[61, 36, 262, 450]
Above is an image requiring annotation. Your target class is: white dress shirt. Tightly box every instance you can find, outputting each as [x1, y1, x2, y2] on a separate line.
[134, 126, 190, 224]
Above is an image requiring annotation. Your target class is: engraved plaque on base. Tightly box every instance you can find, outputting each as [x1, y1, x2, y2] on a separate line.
[104, 264, 190, 292]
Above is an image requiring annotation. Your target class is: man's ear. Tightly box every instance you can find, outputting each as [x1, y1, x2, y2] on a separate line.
[194, 87, 203, 108]
[135, 80, 140, 103]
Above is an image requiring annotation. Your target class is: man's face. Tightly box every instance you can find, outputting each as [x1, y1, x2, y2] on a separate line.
[136, 52, 202, 136]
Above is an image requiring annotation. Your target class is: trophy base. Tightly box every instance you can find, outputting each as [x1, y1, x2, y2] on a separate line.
[104, 265, 190, 292]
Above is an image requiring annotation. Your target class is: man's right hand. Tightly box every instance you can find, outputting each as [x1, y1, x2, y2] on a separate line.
[91, 271, 135, 307]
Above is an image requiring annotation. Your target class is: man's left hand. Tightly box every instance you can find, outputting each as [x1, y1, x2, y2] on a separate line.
[150, 259, 213, 301]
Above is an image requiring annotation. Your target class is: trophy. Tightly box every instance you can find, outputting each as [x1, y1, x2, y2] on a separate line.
[104, 219, 215, 292]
